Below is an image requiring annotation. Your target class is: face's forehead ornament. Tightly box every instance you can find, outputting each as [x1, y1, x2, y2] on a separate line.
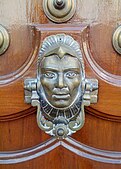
[37, 34, 85, 79]
[45, 46, 76, 59]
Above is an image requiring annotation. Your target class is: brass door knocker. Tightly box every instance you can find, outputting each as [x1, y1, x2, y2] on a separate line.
[24, 34, 98, 139]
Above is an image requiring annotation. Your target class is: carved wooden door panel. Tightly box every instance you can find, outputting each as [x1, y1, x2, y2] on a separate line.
[0, 0, 121, 169]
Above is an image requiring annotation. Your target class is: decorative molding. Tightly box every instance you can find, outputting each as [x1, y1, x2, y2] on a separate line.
[0, 107, 36, 122]
[0, 138, 58, 164]
[0, 27, 39, 86]
[83, 39, 121, 87]
[1, 106, 121, 123]
[0, 137, 121, 164]
[86, 107, 121, 122]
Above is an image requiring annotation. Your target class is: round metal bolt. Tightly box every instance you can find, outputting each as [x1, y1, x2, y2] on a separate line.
[57, 128, 65, 136]
[43, 0, 76, 23]
[56, 0, 63, 5]
[0, 25, 10, 55]
[54, 0, 65, 9]
[0, 31, 3, 47]
[118, 32, 121, 48]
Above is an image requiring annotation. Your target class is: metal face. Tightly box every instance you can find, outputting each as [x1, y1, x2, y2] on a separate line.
[43, 0, 76, 23]
[24, 34, 98, 139]
[40, 54, 81, 109]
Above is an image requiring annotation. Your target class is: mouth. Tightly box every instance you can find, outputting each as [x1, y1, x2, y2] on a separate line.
[52, 94, 70, 100]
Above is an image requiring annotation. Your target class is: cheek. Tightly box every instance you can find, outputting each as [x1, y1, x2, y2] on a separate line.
[41, 78, 55, 92]
[67, 78, 81, 91]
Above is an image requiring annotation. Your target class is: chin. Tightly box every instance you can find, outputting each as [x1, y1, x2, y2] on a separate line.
[51, 100, 71, 109]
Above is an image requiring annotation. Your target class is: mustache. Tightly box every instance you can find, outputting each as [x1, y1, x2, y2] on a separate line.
[53, 88, 70, 95]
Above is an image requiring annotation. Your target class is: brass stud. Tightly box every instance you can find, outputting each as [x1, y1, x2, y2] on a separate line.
[0, 25, 10, 55]
[112, 25, 121, 55]
[54, 0, 65, 9]
[0, 31, 4, 47]
[43, 0, 76, 23]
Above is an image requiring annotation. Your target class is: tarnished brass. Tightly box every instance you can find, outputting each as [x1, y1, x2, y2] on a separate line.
[54, 0, 66, 9]
[0, 25, 10, 55]
[112, 25, 121, 55]
[0, 31, 4, 47]
[43, 0, 76, 23]
[24, 34, 98, 139]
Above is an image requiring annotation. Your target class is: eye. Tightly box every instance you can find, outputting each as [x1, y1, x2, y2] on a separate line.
[65, 71, 78, 78]
[44, 72, 56, 79]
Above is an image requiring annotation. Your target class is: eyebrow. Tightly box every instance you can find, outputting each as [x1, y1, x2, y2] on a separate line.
[41, 67, 81, 72]
[63, 68, 80, 72]
[41, 68, 58, 72]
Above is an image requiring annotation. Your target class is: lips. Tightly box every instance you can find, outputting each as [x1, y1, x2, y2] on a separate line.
[52, 94, 70, 100]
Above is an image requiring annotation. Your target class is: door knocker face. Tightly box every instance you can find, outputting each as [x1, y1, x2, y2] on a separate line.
[24, 34, 98, 139]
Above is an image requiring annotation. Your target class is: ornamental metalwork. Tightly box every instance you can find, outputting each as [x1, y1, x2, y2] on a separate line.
[24, 34, 98, 139]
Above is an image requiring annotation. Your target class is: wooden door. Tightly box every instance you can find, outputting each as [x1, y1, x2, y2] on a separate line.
[0, 0, 121, 168]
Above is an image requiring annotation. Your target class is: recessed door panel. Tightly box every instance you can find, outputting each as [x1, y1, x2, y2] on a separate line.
[0, 0, 121, 169]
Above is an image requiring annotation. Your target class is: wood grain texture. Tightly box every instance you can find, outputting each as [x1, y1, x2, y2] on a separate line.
[0, 0, 121, 168]
[0, 0, 121, 119]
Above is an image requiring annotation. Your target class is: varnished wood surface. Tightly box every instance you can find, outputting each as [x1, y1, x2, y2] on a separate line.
[0, 0, 121, 168]
[0, 113, 121, 168]
[0, 147, 121, 169]
[0, 0, 121, 118]
[0, 113, 121, 152]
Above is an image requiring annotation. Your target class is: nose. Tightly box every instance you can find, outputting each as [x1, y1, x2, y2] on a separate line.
[56, 73, 65, 88]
